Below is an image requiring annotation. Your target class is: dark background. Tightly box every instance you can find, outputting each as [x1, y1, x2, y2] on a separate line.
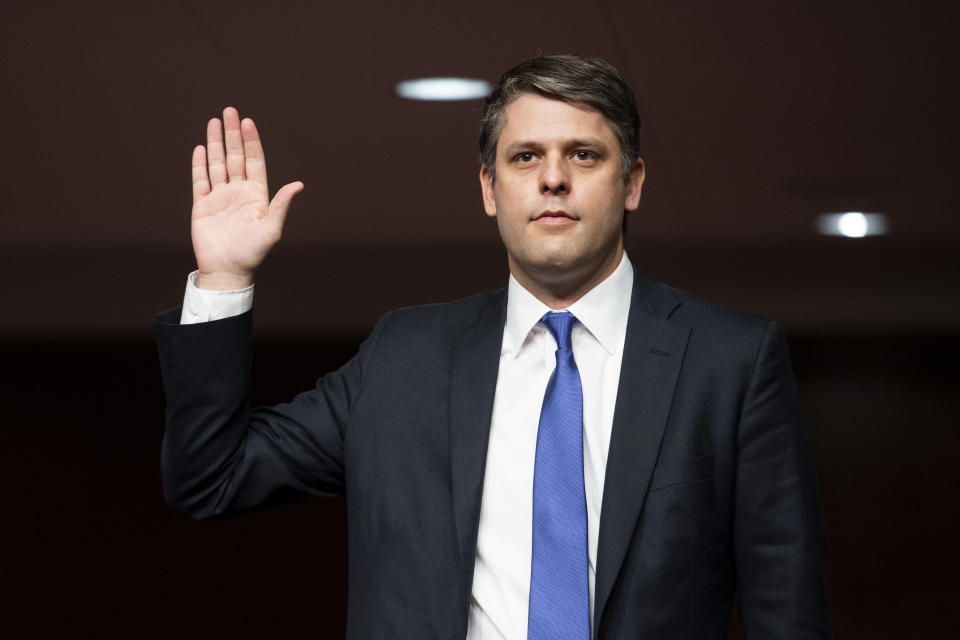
[2, 1, 958, 637]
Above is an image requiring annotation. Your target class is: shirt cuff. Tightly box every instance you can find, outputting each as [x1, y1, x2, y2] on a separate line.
[180, 270, 254, 325]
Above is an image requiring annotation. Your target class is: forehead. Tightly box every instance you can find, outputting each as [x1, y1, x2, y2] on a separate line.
[498, 93, 617, 149]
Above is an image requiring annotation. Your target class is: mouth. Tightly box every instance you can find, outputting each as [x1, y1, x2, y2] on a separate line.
[533, 209, 577, 223]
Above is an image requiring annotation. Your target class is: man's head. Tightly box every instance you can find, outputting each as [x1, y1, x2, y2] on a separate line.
[478, 55, 645, 306]
[479, 55, 641, 184]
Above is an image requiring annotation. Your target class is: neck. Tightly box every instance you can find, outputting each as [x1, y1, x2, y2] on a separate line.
[510, 247, 624, 309]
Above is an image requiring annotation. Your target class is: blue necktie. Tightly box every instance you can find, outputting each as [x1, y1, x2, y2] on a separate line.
[528, 311, 590, 640]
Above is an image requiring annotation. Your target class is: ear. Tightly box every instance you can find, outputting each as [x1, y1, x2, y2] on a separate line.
[624, 157, 646, 212]
[479, 165, 497, 218]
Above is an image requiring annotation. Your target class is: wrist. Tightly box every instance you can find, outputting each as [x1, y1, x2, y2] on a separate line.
[194, 271, 253, 291]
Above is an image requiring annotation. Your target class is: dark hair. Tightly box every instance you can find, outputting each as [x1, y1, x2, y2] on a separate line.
[479, 54, 641, 182]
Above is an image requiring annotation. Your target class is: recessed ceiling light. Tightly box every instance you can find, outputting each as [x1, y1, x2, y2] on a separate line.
[395, 77, 492, 101]
[815, 212, 889, 238]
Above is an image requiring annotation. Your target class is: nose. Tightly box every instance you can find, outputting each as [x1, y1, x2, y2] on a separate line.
[540, 154, 569, 195]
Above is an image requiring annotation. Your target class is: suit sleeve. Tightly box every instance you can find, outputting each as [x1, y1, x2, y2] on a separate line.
[734, 321, 831, 638]
[154, 306, 383, 519]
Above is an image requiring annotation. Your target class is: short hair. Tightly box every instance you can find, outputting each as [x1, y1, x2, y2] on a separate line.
[478, 54, 641, 182]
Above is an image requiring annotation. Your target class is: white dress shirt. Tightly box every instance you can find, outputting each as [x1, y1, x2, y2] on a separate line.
[179, 271, 254, 325]
[179, 253, 634, 639]
[466, 254, 632, 639]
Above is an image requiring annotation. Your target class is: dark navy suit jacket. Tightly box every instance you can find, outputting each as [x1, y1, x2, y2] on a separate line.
[155, 266, 830, 638]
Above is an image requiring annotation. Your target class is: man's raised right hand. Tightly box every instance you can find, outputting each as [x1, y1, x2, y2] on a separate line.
[190, 107, 303, 291]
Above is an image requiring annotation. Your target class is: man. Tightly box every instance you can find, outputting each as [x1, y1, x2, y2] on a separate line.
[156, 55, 830, 638]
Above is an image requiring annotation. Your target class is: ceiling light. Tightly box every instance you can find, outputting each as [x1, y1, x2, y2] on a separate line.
[394, 77, 492, 101]
[815, 212, 889, 238]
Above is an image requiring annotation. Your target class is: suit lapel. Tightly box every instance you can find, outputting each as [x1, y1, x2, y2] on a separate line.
[448, 290, 507, 615]
[593, 270, 690, 631]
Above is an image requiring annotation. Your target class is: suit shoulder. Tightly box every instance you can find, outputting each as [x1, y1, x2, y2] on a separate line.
[674, 287, 771, 331]
[640, 274, 778, 348]
[651, 280, 790, 377]
[373, 288, 507, 337]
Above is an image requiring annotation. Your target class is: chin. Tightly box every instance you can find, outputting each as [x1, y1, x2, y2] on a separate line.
[523, 251, 587, 277]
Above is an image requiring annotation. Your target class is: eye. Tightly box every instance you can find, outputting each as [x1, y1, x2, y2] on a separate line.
[573, 150, 597, 161]
[514, 152, 536, 163]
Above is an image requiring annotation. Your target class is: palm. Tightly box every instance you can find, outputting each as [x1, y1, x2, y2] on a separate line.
[189, 107, 303, 288]
[193, 180, 271, 276]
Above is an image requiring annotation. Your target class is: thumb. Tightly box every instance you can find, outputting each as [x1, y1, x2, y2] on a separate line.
[268, 181, 305, 227]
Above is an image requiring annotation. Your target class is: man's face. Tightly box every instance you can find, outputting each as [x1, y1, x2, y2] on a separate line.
[480, 93, 644, 295]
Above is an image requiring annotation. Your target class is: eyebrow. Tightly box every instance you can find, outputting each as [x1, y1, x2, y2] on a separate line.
[566, 138, 609, 151]
[502, 138, 610, 156]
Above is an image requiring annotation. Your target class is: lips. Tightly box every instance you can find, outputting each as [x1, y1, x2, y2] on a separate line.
[534, 209, 576, 221]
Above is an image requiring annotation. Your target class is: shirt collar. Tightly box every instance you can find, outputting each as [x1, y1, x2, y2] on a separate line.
[503, 252, 634, 357]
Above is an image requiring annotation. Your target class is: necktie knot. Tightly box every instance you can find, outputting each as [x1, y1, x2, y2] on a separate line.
[541, 311, 577, 352]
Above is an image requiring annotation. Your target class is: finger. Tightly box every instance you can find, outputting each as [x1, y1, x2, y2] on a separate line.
[223, 107, 245, 181]
[268, 181, 304, 228]
[206, 117, 227, 186]
[241, 118, 268, 188]
[191, 145, 210, 204]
